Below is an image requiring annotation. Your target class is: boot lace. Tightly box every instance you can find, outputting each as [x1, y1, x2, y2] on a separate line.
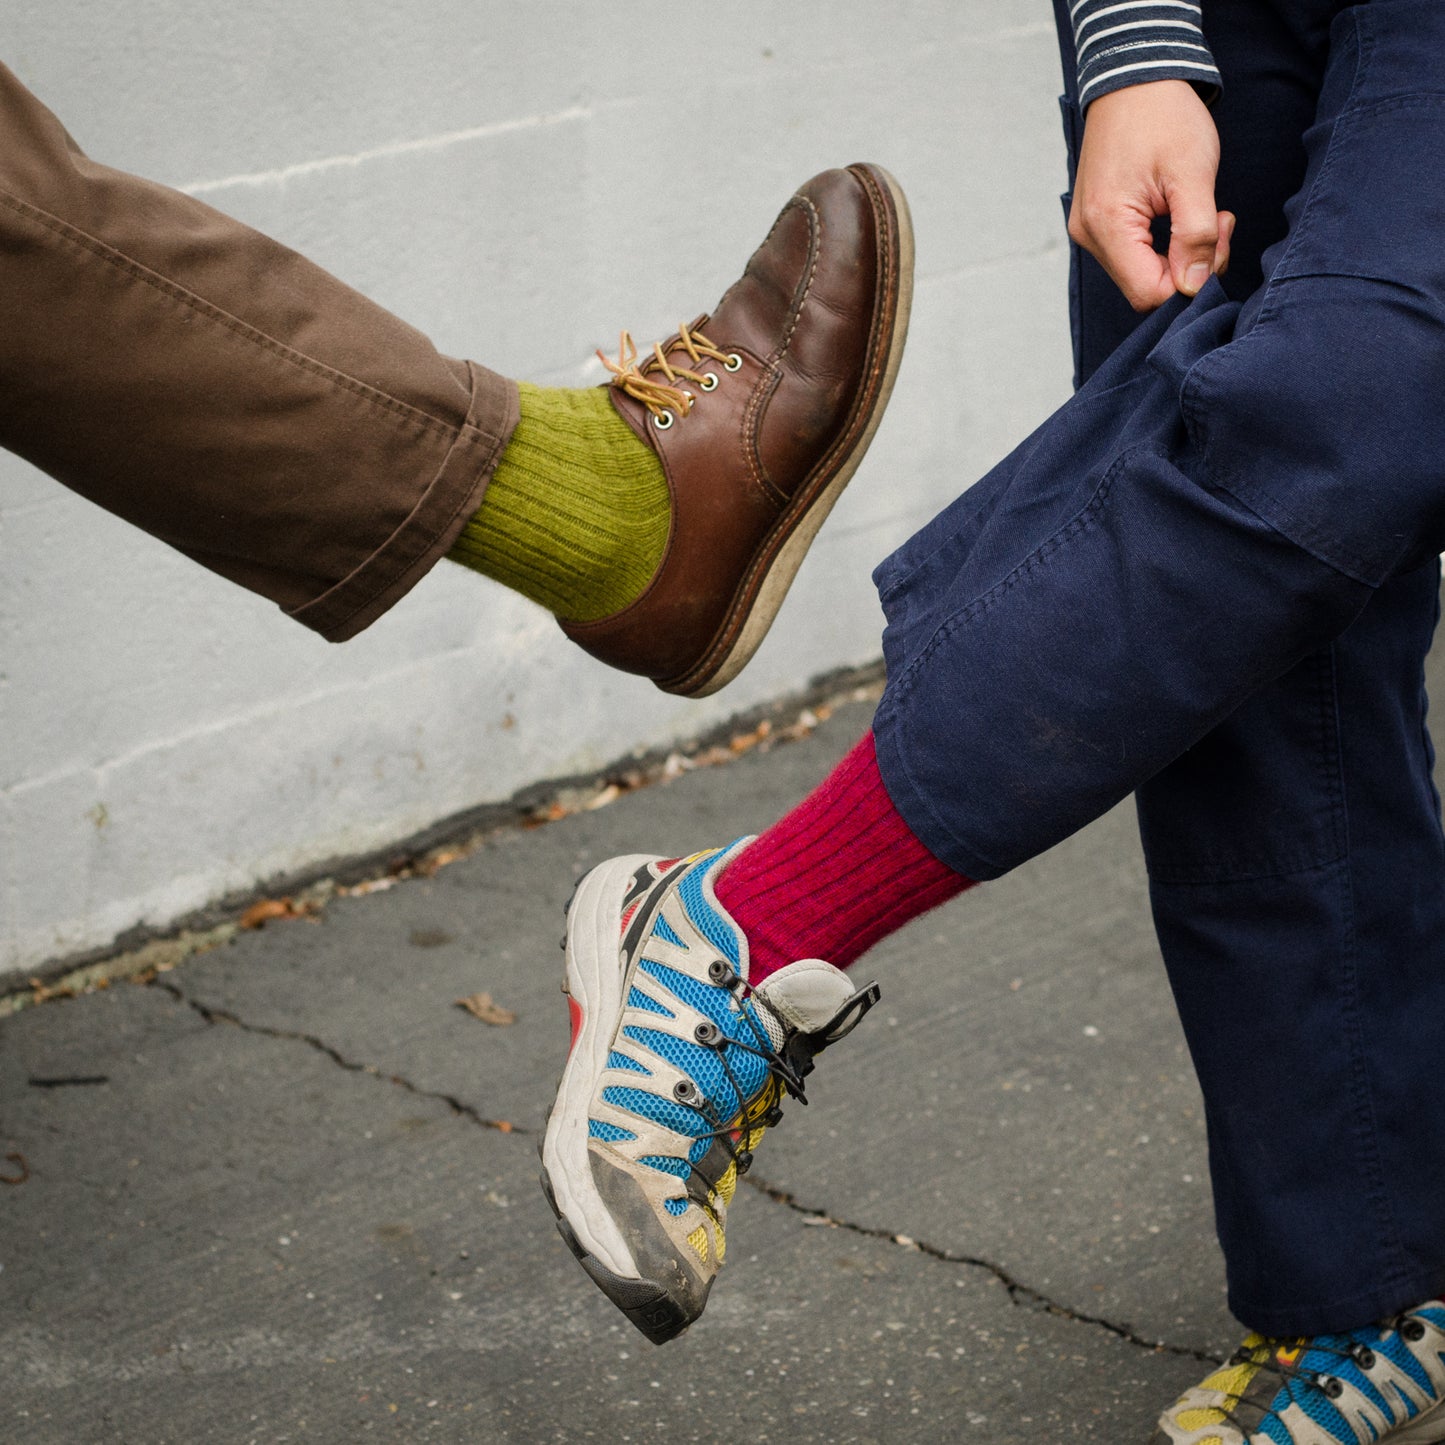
[599, 325, 742, 428]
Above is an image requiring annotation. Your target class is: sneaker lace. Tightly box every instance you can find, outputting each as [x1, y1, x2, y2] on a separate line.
[673, 968, 812, 1182]
[660, 962, 849, 1241]
[598, 325, 737, 422]
[1212, 1312, 1433, 1437]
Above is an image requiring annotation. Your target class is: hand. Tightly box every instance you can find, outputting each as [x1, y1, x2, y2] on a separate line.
[1068, 79, 1235, 312]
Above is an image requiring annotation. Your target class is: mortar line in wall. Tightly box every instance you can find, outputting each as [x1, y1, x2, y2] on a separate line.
[1, 663, 886, 1011]
[0, 761, 101, 805]
[180, 106, 593, 196]
[0, 637, 522, 799]
[178, 22, 1056, 199]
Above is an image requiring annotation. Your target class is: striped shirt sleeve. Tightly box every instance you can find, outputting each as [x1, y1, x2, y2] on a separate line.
[1071, 1, 1222, 109]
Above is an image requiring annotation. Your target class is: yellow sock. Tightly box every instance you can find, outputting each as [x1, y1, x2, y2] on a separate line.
[447, 382, 670, 622]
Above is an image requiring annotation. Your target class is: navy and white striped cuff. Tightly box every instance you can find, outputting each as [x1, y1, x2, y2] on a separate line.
[1071, 0, 1222, 108]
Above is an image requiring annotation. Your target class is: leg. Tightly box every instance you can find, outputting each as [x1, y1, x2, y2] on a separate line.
[0, 59, 516, 641]
[0, 61, 911, 691]
[1142, 564, 1445, 1329]
[1057, 0, 1445, 1337]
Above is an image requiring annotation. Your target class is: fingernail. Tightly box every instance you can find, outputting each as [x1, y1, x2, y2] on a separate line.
[1184, 262, 1211, 294]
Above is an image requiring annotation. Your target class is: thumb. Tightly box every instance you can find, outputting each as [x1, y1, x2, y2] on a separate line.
[1165, 175, 1222, 297]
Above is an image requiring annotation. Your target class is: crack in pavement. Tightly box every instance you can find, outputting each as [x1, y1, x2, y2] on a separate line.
[152, 979, 528, 1137]
[746, 1174, 1223, 1366]
[145, 981, 1218, 1365]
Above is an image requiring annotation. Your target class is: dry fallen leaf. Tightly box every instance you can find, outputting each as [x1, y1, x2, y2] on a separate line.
[341, 876, 398, 897]
[584, 784, 622, 811]
[455, 992, 517, 1027]
[238, 896, 317, 929]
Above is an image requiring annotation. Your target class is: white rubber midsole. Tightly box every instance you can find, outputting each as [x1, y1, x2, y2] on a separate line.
[540, 854, 656, 1279]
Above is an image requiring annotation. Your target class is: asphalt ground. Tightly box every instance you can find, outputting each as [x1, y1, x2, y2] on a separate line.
[5, 658, 1403, 1443]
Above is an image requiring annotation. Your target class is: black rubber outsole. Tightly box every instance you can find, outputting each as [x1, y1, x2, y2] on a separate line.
[538, 1167, 691, 1346]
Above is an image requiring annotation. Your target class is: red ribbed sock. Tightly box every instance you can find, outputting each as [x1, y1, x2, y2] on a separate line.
[714, 730, 974, 983]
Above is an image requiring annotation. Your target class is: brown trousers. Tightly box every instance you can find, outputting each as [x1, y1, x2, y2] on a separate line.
[0, 62, 519, 641]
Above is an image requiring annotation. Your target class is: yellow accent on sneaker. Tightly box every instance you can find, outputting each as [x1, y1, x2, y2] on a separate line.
[686, 1225, 710, 1264]
[714, 1162, 739, 1207]
[1173, 1352, 1266, 1432]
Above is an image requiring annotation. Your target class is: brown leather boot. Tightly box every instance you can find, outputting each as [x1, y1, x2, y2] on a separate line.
[561, 163, 913, 697]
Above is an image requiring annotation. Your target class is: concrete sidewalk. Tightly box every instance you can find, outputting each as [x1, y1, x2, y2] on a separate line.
[3, 687, 1265, 1443]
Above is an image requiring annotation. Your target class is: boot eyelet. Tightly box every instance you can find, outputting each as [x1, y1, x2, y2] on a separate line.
[1403, 1319, 1427, 1342]
[1319, 1376, 1344, 1400]
[654, 409, 674, 430]
[699, 373, 719, 391]
[724, 353, 743, 372]
[707, 959, 734, 985]
[673, 1079, 699, 1103]
[694, 1022, 721, 1046]
[1352, 1346, 1376, 1369]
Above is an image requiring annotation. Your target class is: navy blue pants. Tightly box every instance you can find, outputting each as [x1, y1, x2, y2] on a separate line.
[872, 0, 1445, 1336]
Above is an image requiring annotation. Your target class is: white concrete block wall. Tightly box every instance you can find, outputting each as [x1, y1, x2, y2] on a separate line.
[0, 2, 1076, 984]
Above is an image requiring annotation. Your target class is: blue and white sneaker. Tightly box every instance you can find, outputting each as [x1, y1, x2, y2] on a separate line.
[1152, 1303, 1445, 1443]
[539, 839, 879, 1344]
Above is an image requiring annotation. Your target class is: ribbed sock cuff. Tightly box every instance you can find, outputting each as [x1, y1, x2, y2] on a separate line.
[447, 382, 669, 622]
[715, 730, 974, 983]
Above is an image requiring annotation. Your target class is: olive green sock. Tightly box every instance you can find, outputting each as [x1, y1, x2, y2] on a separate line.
[447, 383, 670, 623]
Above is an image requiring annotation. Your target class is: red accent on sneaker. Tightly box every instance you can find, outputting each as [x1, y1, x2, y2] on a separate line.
[715, 730, 973, 983]
[567, 996, 585, 1055]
